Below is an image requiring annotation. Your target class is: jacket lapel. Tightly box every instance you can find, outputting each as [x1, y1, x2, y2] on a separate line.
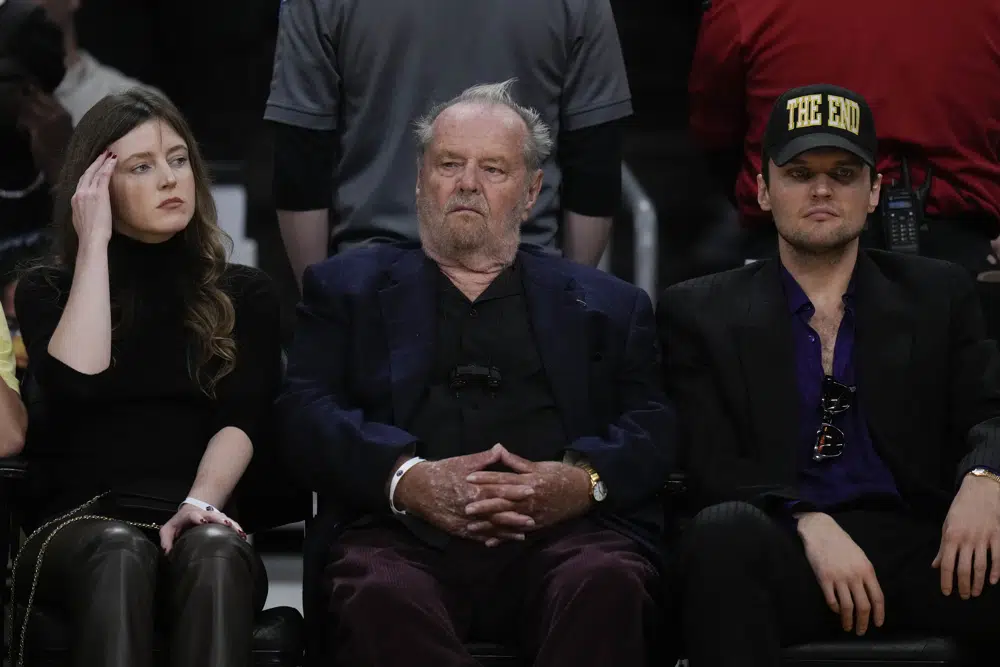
[520, 250, 590, 439]
[735, 260, 800, 482]
[853, 252, 915, 467]
[378, 250, 436, 428]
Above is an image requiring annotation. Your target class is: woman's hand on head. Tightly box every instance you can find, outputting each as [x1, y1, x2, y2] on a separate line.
[71, 150, 117, 249]
[159, 502, 247, 554]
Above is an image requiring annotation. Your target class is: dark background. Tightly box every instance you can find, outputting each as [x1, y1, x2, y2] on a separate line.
[74, 0, 725, 292]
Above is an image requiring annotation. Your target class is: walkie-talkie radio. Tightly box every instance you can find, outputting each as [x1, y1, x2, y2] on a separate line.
[880, 157, 932, 255]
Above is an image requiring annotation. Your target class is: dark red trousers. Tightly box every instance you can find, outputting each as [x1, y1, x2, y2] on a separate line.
[321, 516, 662, 667]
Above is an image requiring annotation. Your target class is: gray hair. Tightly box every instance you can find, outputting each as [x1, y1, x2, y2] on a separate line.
[414, 79, 554, 172]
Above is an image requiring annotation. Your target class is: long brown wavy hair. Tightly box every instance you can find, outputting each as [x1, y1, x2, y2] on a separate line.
[46, 89, 236, 396]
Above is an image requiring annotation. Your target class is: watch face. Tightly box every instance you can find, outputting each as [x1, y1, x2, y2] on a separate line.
[593, 481, 608, 502]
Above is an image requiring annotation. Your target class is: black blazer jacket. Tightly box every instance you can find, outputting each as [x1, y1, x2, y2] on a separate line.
[657, 249, 1000, 520]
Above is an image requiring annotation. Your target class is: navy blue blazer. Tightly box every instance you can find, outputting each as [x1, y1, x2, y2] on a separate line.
[276, 243, 676, 547]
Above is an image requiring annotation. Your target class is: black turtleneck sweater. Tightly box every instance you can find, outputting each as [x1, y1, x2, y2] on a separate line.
[13, 233, 282, 526]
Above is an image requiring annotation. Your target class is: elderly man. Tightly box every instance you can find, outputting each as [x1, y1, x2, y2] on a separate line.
[266, 0, 631, 288]
[277, 80, 674, 667]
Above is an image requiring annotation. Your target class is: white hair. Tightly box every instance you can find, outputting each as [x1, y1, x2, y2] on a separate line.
[413, 79, 554, 171]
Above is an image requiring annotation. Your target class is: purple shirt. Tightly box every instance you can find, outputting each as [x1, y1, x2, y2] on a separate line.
[780, 268, 899, 509]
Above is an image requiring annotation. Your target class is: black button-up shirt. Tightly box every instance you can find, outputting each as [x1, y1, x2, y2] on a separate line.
[408, 259, 567, 462]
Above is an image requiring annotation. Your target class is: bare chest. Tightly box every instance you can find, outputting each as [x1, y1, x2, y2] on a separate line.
[810, 312, 842, 376]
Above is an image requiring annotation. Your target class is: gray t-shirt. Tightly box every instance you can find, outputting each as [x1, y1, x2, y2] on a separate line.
[264, 0, 632, 254]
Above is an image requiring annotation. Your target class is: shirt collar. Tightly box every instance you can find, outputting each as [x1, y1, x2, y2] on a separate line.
[434, 257, 522, 303]
[779, 263, 857, 315]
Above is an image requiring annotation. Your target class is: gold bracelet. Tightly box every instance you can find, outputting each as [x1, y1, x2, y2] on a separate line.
[967, 467, 1000, 487]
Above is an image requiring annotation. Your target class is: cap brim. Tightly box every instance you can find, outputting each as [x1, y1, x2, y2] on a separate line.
[772, 134, 874, 167]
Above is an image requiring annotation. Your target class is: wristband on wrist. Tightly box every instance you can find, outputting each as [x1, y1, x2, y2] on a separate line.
[181, 497, 219, 513]
[389, 457, 426, 516]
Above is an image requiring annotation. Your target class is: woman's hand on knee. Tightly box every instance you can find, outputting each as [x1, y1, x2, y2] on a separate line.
[159, 503, 246, 554]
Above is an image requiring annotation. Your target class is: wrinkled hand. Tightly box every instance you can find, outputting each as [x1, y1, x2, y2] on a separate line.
[393, 445, 536, 547]
[464, 446, 592, 536]
[932, 474, 1000, 598]
[17, 88, 73, 184]
[797, 512, 885, 635]
[159, 503, 246, 554]
[72, 150, 117, 247]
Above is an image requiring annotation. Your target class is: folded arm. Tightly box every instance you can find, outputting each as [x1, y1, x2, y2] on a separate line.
[276, 265, 420, 513]
[564, 289, 676, 511]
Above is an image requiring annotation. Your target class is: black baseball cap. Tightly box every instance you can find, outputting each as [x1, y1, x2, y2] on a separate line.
[763, 84, 876, 168]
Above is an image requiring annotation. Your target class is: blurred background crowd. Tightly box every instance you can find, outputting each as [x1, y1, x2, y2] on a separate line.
[0, 0, 709, 354]
[2, 0, 999, 349]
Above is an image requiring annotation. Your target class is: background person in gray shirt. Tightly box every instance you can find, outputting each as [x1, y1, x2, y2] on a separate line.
[264, 0, 632, 289]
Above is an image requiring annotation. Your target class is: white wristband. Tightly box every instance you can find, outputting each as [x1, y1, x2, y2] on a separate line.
[181, 497, 220, 514]
[389, 456, 426, 516]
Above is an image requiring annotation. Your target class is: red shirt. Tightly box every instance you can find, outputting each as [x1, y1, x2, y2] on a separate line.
[689, 0, 1000, 228]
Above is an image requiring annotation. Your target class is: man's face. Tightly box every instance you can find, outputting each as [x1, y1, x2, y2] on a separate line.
[416, 102, 542, 261]
[758, 148, 881, 255]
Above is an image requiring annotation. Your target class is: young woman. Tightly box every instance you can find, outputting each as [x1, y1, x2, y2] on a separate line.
[13, 89, 281, 667]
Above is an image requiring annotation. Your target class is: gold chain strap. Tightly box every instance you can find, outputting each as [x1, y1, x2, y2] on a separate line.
[8, 493, 162, 667]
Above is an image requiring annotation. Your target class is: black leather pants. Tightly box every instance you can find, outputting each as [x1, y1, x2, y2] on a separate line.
[13, 518, 267, 667]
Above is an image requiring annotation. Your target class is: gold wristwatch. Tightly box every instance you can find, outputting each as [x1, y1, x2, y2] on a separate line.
[968, 467, 1000, 486]
[575, 460, 608, 502]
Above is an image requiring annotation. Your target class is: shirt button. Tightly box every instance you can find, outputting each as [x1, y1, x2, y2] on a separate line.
[469, 308, 478, 318]
[809, 334, 817, 343]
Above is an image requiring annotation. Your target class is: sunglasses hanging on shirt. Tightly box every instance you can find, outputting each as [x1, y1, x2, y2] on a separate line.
[812, 375, 856, 462]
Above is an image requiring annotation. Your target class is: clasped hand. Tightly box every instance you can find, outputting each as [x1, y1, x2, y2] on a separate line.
[394, 444, 592, 547]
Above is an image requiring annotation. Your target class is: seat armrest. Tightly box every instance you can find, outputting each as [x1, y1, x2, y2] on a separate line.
[0, 455, 27, 481]
[663, 471, 699, 534]
[664, 472, 687, 496]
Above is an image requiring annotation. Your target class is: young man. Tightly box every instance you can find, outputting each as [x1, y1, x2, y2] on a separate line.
[660, 84, 1000, 666]
[688, 0, 1000, 267]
